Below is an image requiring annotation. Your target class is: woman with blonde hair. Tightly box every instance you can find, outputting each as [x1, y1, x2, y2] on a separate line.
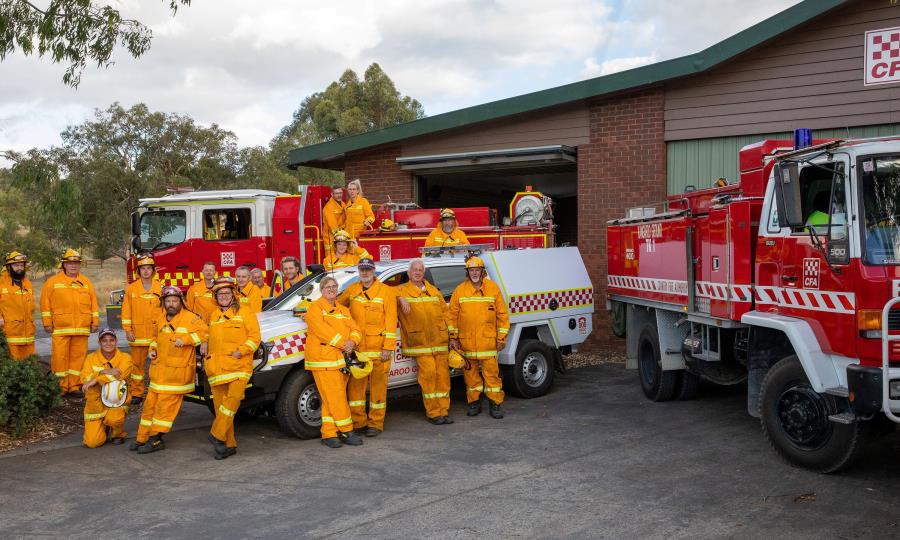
[345, 179, 375, 240]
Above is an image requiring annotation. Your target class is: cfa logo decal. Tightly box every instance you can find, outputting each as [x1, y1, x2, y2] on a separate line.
[220, 251, 236, 267]
[577, 317, 587, 335]
[379, 245, 392, 261]
[865, 26, 900, 86]
[802, 258, 820, 290]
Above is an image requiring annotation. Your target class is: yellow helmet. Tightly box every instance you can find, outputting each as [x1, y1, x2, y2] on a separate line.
[379, 218, 395, 232]
[5, 251, 28, 265]
[136, 254, 155, 268]
[333, 229, 352, 243]
[439, 208, 456, 220]
[60, 248, 82, 263]
[448, 349, 465, 369]
[349, 358, 373, 379]
[211, 276, 237, 293]
[465, 256, 485, 269]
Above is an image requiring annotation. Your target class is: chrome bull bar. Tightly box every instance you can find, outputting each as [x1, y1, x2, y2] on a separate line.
[880, 297, 900, 423]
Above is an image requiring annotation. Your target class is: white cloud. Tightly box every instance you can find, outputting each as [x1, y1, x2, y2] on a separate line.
[580, 54, 657, 78]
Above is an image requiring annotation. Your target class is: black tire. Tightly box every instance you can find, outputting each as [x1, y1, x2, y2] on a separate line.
[275, 369, 321, 439]
[675, 370, 701, 401]
[610, 301, 626, 338]
[637, 324, 678, 402]
[759, 355, 866, 473]
[503, 339, 556, 398]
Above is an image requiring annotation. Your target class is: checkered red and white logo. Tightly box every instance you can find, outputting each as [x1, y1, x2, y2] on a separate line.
[270, 332, 306, 360]
[508, 288, 593, 314]
[865, 26, 900, 86]
[802, 258, 820, 290]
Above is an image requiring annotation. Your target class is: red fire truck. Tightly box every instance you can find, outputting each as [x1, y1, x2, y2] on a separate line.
[607, 136, 900, 473]
[128, 185, 553, 288]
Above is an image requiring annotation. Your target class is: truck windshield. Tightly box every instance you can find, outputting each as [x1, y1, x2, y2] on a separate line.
[861, 155, 900, 264]
[139, 210, 187, 251]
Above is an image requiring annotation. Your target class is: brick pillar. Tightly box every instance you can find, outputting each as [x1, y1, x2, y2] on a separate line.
[578, 89, 667, 350]
[343, 146, 414, 204]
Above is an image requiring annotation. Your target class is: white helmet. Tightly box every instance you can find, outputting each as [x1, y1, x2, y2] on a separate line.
[101, 379, 128, 408]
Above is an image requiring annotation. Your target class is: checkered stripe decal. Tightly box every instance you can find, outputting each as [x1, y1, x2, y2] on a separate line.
[508, 287, 594, 314]
[156, 270, 267, 288]
[268, 332, 306, 366]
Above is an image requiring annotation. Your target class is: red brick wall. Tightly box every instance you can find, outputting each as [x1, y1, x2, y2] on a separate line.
[343, 146, 413, 204]
[579, 89, 667, 350]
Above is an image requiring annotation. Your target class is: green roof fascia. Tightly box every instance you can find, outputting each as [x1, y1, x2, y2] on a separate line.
[287, 0, 847, 168]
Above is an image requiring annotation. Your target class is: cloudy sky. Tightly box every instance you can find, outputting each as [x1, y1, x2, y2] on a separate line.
[0, 0, 799, 160]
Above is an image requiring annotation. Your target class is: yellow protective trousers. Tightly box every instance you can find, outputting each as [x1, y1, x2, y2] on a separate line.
[210, 378, 247, 448]
[136, 391, 184, 443]
[129, 345, 149, 397]
[9, 343, 35, 360]
[312, 370, 353, 439]
[83, 389, 128, 448]
[415, 354, 451, 418]
[348, 357, 391, 430]
[463, 356, 505, 405]
[51, 335, 88, 394]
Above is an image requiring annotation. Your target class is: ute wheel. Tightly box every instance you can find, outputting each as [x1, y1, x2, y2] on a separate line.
[275, 369, 321, 439]
[637, 324, 678, 402]
[610, 301, 626, 338]
[759, 355, 866, 473]
[675, 370, 701, 401]
[503, 339, 555, 398]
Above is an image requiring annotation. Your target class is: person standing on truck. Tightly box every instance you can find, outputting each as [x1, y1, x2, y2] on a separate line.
[133, 286, 208, 454]
[0, 251, 36, 360]
[205, 277, 260, 460]
[323, 230, 364, 271]
[449, 256, 510, 419]
[322, 186, 347, 257]
[235, 266, 262, 314]
[338, 257, 397, 437]
[425, 209, 470, 248]
[304, 275, 364, 448]
[41, 249, 99, 395]
[187, 262, 217, 322]
[80, 328, 132, 447]
[121, 254, 162, 404]
[344, 179, 375, 240]
[395, 259, 454, 425]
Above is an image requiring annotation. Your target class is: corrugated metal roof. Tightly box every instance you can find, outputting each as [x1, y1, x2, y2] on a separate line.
[288, 0, 848, 169]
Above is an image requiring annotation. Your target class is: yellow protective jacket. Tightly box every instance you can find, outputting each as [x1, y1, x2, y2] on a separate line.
[121, 278, 163, 347]
[449, 279, 510, 359]
[322, 197, 346, 236]
[425, 225, 470, 247]
[238, 283, 263, 314]
[0, 274, 36, 346]
[148, 309, 208, 394]
[40, 272, 99, 336]
[394, 280, 450, 357]
[304, 297, 361, 370]
[80, 349, 133, 387]
[186, 280, 216, 322]
[323, 252, 360, 271]
[206, 305, 261, 386]
[338, 278, 397, 358]
[345, 196, 375, 240]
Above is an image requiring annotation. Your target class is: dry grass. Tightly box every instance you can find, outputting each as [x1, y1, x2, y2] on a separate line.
[30, 258, 127, 310]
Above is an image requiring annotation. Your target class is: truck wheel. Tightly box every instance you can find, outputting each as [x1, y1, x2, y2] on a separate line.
[275, 369, 322, 439]
[610, 301, 626, 338]
[675, 370, 701, 401]
[759, 355, 866, 473]
[637, 324, 677, 402]
[503, 339, 556, 398]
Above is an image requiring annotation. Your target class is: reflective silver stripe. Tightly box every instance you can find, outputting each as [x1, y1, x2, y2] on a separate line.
[218, 405, 235, 417]
[369, 402, 386, 409]
[348, 400, 367, 407]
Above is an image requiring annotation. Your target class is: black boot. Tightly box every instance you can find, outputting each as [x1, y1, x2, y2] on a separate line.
[339, 431, 364, 446]
[443, 416, 454, 424]
[137, 434, 165, 454]
[321, 437, 342, 448]
[129, 440, 143, 451]
[428, 416, 447, 425]
[364, 427, 381, 437]
[208, 433, 228, 458]
[467, 399, 482, 417]
[489, 401, 504, 419]
[214, 447, 237, 460]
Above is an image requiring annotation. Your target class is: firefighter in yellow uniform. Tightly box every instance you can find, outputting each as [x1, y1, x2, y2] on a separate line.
[323, 230, 372, 271]
[133, 286, 208, 453]
[186, 261, 217, 322]
[345, 179, 375, 240]
[121, 254, 162, 403]
[235, 266, 263, 313]
[206, 277, 261, 460]
[338, 258, 397, 436]
[80, 328, 132, 448]
[270, 257, 303, 298]
[41, 249, 99, 395]
[322, 186, 346, 257]
[304, 275, 365, 448]
[425, 208, 470, 247]
[449, 256, 510, 419]
[395, 258, 454, 424]
[0, 251, 36, 359]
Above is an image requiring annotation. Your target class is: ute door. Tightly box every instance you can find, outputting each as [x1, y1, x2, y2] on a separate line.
[196, 205, 258, 278]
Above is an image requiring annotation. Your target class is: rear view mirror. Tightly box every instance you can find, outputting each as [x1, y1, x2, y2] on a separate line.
[131, 211, 141, 236]
[774, 162, 803, 228]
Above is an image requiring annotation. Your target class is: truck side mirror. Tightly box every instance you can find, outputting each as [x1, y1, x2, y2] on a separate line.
[774, 162, 803, 228]
[131, 212, 141, 236]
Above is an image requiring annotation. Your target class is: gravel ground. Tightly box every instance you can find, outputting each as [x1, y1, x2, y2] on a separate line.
[563, 348, 625, 369]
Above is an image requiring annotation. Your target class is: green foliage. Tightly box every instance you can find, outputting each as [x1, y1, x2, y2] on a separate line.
[0, 332, 61, 438]
[0, 0, 190, 87]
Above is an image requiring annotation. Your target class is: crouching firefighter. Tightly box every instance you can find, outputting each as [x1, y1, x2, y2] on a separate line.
[132, 286, 208, 453]
[80, 327, 132, 447]
[205, 277, 261, 460]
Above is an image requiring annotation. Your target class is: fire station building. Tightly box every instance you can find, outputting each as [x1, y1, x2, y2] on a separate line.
[288, 0, 900, 350]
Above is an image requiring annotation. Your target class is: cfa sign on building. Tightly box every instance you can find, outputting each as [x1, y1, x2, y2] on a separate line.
[865, 26, 900, 86]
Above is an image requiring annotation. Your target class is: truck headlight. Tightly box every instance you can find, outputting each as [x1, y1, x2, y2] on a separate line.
[890, 380, 900, 400]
